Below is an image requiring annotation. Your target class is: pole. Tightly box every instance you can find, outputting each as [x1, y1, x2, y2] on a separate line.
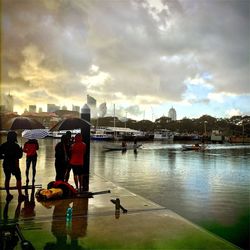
[81, 104, 91, 191]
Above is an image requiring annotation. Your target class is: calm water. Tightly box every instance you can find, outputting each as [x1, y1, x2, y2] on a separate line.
[1, 137, 250, 249]
[90, 141, 250, 249]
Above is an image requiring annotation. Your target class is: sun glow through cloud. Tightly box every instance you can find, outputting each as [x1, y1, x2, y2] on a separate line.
[1, 0, 249, 120]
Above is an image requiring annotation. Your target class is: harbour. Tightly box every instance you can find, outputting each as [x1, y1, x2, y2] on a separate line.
[0, 136, 249, 249]
[2, 0, 250, 248]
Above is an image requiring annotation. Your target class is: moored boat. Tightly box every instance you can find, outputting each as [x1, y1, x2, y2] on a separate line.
[226, 135, 250, 143]
[91, 129, 113, 141]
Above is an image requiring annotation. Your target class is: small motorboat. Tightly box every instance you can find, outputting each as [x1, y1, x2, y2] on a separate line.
[182, 144, 207, 151]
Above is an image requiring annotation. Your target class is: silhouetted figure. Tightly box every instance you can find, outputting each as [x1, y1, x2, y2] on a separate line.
[55, 135, 70, 181]
[0, 131, 25, 202]
[64, 131, 73, 182]
[23, 139, 39, 185]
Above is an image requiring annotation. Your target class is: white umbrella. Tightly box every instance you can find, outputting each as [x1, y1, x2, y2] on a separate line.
[22, 129, 49, 140]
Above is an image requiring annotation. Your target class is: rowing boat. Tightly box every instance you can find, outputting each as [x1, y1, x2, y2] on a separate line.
[182, 144, 207, 151]
[103, 143, 142, 151]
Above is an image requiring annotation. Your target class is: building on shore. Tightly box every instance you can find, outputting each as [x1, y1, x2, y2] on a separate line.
[168, 107, 177, 121]
[87, 94, 97, 118]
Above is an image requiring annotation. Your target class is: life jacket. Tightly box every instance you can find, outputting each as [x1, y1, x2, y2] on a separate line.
[47, 180, 77, 197]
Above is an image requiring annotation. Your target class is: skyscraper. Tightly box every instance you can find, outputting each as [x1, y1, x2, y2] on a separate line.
[72, 105, 80, 113]
[168, 107, 177, 121]
[47, 104, 60, 112]
[87, 95, 96, 106]
[99, 102, 107, 117]
[29, 105, 36, 113]
[5, 93, 14, 112]
[87, 95, 97, 118]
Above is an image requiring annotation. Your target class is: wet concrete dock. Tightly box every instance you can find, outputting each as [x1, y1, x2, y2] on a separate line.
[0, 174, 238, 249]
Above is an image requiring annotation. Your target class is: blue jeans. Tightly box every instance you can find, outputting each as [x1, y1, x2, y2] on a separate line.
[26, 155, 37, 183]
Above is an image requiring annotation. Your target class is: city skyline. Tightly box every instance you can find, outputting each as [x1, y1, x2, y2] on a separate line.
[1, 92, 178, 121]
[1, 0, 250, 120]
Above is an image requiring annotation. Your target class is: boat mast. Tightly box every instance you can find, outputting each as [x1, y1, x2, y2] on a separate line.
[114, 104, 116, 138]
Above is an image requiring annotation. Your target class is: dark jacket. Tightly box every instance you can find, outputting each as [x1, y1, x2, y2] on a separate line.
[0, 141, 23, 169]
[55, 141, 69, 165]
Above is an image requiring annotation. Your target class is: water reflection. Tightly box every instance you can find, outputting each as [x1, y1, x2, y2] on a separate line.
[21, 186, 36, 218]
[2, 195, 35, 250]
[43, 197, 88, 250]
[90, 141, 250, 249]
[1, 137, 249, 249]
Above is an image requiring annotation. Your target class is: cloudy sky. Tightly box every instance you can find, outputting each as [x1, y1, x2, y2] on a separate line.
[1, 0, 250, 120]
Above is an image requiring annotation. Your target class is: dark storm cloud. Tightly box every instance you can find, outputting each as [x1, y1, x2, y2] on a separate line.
[1, 0, 249, 115]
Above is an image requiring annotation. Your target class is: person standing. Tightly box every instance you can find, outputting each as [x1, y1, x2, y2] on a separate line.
[64, 131, 73, 182]
[23, 138, 39, 185]
[0, 131, 25, 201]
[55, 135, 70, 181]
[69, 133, 86, 192]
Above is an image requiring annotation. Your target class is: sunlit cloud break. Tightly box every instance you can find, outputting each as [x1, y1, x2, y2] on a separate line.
[1, 0, 250, 119]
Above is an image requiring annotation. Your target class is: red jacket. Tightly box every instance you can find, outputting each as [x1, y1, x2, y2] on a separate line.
[69, 134, 86, 166]
[23, 139, 39, 157]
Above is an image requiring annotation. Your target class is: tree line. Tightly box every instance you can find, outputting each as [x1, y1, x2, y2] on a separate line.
[91, 115, 250, 136]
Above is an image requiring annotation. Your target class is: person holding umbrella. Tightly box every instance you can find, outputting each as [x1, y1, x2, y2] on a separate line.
[55, 135, 70, 181]
[0, 131, 25, 201]
[23, 138, 39, 185]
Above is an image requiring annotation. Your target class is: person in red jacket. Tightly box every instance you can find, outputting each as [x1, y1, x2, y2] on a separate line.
[69, 133, 86, 192]
[23, 139, 39, 185]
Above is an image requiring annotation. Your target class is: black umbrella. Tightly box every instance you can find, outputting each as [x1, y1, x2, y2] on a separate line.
[6, 117, 45, 130]
[50, 118, 91, 131]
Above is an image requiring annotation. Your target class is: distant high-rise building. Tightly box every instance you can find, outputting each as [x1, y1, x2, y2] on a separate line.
[5, 93, 14, 112]
[29, 105, 36, 113]
[38, 107, 43, 113]
[99, 102, 107, 117]
[72, 105, 80, 113]
[47, 104, 60, 112]
[87, 94, 97, 118]
[61, 105, 67, 110]
[168, 107, 177, 121]
[87, 95, 96, 107]
[0, 105, 6, 112]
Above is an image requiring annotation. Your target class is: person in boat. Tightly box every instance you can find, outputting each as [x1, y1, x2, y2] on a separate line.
[121, 141, 127, 148]
[0, 131, 25, 202]
[23, 138, 39, 185]
[55, 135, 70, 181]
[35, 180, 77, 201]
[133, 137, 138, 154]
